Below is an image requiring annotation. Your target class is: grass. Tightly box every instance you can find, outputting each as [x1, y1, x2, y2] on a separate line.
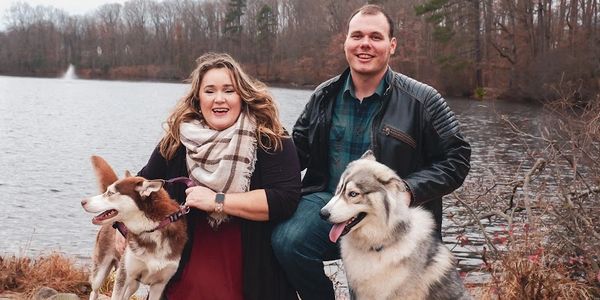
[0, 252, 90, 298]
[0, 252, 150, 299]
[477, 228, 596, 299]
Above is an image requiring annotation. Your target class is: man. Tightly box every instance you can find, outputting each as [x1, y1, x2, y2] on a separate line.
[271, 4, 471, 299]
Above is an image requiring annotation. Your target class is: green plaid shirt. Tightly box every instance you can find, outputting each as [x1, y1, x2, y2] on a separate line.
[327, 75, 386, 192]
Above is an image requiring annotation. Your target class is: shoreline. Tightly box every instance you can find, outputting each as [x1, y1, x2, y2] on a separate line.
[0, 252, 487, 299]
[0, 69, 546, 105]
[0, 72, 317, 91]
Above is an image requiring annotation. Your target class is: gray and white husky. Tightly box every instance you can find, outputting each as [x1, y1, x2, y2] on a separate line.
[320, 151, 471, 300]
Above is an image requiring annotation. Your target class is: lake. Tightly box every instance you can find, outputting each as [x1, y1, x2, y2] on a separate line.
[0, 75, 545, 279]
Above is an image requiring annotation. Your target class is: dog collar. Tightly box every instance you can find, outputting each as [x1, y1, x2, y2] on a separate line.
[113, 205, 190, 237]
[146, 205, 190, 232]
[113, 221, 129, 237]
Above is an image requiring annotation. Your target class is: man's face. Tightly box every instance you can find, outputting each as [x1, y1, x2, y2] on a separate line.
[344, 12, 397, 79]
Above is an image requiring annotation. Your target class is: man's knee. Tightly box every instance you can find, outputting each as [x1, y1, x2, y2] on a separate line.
[271, 221, 307, 260]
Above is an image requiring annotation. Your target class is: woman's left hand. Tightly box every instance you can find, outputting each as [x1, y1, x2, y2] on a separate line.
[185, 186, 217, 212]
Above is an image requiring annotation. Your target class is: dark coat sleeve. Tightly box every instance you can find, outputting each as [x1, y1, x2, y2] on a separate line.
[252, 137, 302, 222]
[137, 146, 168, 180]
[291, 94, 316, 171]
[403, 89, 471, 205]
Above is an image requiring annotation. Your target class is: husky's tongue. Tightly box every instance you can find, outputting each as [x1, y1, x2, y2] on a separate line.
[329, 223, 346, 243]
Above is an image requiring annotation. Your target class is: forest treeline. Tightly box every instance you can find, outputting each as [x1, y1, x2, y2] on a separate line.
[0, 0, 598, 101]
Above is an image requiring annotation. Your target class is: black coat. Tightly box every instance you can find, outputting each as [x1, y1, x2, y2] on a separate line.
[293, 68, 471, 234]
[138, 137, 301, 300]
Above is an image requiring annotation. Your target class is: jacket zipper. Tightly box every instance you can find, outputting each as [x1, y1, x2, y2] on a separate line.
[382, 125, 417, 149]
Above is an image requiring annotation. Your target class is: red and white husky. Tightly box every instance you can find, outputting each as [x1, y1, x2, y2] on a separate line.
[81, 156, 187, 300]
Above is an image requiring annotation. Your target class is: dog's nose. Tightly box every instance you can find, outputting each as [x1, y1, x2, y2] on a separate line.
[319, 209, 330, 220]
[81, 199, 87, 207]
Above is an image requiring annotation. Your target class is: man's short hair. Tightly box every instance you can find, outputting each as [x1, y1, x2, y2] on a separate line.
[347, 4, 395, 38]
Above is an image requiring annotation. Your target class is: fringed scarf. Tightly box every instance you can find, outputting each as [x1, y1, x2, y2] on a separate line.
[179, 113, 258, 227]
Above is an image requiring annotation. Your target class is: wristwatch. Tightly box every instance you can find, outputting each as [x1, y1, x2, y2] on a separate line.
[214, 193, 225, 213]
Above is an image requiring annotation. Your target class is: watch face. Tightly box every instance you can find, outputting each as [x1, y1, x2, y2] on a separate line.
[215, 193, 225, 203]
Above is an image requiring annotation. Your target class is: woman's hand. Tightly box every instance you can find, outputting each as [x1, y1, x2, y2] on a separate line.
[185, 186, 217, 212]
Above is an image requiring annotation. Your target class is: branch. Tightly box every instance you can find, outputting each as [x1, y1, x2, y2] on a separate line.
[490, 41, 516, 65]
[453, 192, 500, 254]
[568, 185, 600, 201]
[522, 158, 547, 225]
[501, 115, 557, 144]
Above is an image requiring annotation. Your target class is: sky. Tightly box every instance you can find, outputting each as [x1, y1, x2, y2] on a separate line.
[0, 0, 128, 17]
[0, 0, 129, 30]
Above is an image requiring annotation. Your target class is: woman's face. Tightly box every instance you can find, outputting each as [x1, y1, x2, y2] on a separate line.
[198, 68, 243, 131]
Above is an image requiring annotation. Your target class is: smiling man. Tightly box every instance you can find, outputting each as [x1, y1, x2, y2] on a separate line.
[271, 4, 472, 299]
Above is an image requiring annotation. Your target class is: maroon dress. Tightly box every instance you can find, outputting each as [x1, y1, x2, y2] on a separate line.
[166, 219, 243, 300]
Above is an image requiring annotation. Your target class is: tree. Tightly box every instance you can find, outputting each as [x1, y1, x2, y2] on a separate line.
[95, 3, 122, 66]
[255, 4, 276, 78]
[415, 0, 483, 93]
[224, 0, 246, 55]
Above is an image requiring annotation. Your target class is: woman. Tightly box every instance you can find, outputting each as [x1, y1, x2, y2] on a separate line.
[137, 52, 301, 299]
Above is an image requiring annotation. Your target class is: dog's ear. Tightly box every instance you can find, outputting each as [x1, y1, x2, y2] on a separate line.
[360, 150, 376, 161]
[136, 180, 164, 197]
[384, 176, 407, 194]
[385, 177, 412, 207]
[124, 170, 132, 178]
[91, 155, 118, 193]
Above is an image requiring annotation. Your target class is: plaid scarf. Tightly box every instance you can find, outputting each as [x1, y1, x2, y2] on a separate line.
[179, 113, 258, 227]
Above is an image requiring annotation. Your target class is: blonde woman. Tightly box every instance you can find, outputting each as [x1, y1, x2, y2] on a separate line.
[137, 52, 300, 299]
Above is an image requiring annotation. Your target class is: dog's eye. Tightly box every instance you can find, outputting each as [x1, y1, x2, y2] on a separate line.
[105, 190, 115, 196]
[348, 191, 359, 197]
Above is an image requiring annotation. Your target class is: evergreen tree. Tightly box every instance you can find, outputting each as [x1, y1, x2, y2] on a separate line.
[256, 4, 277, 78]
[224, 0, 246, 54]
[415, 0, 483, 89]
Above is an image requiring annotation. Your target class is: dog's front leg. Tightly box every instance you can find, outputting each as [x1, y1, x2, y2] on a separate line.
[110, 265, 127, 300]
[110, 260, 140, 300]
[89, 257, 116, 300]
[147, 282, 168, 300]
[120, 279, 140, 300]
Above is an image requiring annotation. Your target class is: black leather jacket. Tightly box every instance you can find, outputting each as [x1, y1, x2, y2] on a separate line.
[292, 68, 471, 233]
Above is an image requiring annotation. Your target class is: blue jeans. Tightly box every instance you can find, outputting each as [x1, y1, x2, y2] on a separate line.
[272, 192, 339, 300]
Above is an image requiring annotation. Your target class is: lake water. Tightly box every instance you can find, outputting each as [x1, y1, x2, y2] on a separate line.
[0, 76, 313, 259]
[0, 75, 546, 283]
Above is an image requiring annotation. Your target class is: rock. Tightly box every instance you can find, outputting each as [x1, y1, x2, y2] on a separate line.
[0, 291, 25, 299]
[34, 287, 57, 300]
[49, 293, 80, 300]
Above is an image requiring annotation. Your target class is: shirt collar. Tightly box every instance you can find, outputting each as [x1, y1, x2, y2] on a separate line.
[343, 74, 387, 100]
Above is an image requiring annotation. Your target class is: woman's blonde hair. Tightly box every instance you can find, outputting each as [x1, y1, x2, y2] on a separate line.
[159, 52, 286, 159]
